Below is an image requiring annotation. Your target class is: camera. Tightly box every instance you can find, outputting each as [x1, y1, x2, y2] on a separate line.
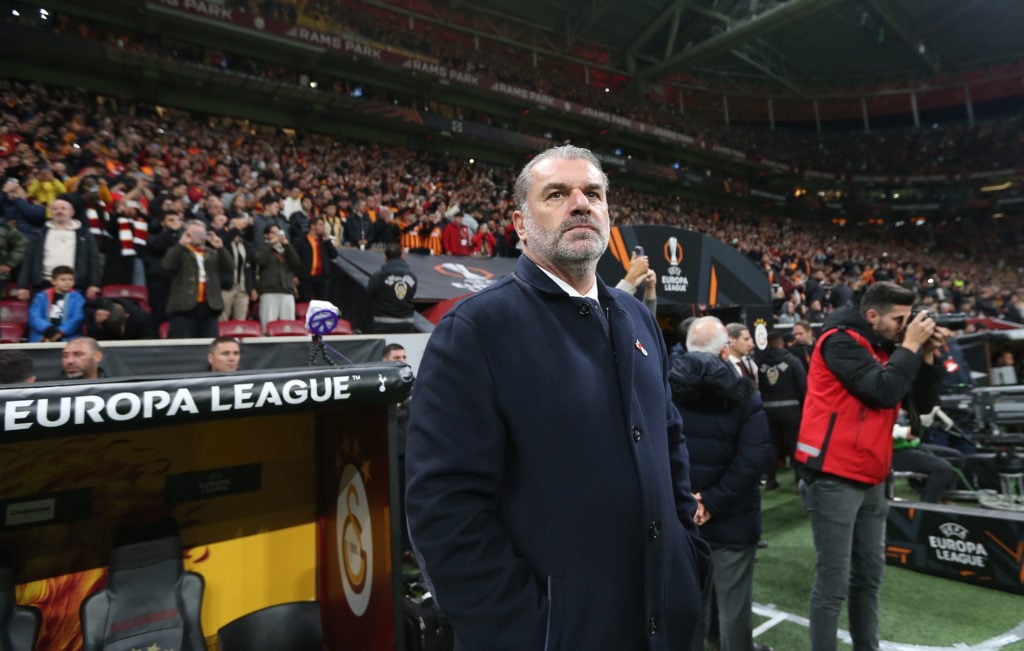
[909, 309, 968, 330]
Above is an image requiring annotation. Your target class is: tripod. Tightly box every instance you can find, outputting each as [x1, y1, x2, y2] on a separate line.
[307, 335, 336, 366]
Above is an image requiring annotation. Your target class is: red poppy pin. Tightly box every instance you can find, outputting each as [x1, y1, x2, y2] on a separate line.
[635, 339, 648, 356]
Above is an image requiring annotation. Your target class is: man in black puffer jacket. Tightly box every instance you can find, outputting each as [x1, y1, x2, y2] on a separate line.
[670, 316, 773, 651]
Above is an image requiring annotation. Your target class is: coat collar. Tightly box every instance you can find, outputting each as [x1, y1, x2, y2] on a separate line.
[513, 255, 618, 307]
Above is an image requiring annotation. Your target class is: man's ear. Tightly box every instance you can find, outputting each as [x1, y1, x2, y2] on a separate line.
[864, 308, 880, 326]
[511, 211, 526, 242]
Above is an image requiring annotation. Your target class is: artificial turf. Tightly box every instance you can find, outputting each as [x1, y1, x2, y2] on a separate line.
[749, 471, 1024, 650]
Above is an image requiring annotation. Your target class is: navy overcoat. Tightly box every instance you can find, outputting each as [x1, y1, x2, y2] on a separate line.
[406, 255, 708, 651]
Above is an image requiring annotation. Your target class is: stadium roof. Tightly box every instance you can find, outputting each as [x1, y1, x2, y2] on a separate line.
[385, 0, 1024, 98]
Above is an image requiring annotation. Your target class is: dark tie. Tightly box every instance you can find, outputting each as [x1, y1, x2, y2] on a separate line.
[581, 298, 610, 339]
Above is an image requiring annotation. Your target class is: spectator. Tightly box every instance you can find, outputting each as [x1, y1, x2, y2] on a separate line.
[218, 211, 256, 321]
[27, 265, 85, 343]
[253, 224, 301, 332]
[294, 216, 339, 303]
[61, 337, 106, 380]
[252, 197, 287, 246]
[441, 213, 472, 256]
[0, 349, 35, 384]
[343, 199, 374, 249]
[367, 243, 417, 333]
[84, 296, 156, 340]
[163, 219, 233, 338]
[103, 198, 149, 286]
[670, 316, 773, 651]
[207, 335, 241, 372]
[1, 176, 46, 237]
[16, 196, 101, 301]
[146, 210, 185, 326]
[0, 210, 27, 288]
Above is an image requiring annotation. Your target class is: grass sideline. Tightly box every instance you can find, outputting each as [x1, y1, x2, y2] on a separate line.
[750, 472, 1024, 650]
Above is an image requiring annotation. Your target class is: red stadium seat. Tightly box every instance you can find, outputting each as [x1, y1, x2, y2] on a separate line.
[101, 284, 151, 312]
[219, 320, 263, 338]
[295, 302, 310, 320]
[265, 320, 308, 337]
[158, 321, 170, 339]
[0, 300, 29, 327]
[0, 322, 24, 343]
[331, 319, 352, 335]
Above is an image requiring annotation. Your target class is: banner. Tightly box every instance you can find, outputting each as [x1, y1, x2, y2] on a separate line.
[599, 225, 772, 309]
[0, 364, 412, 441]
[886, 501, 1024, 595]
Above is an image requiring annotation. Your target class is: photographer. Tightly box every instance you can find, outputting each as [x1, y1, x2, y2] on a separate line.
[163, 219, 233, 338]
[795, 281, 949, 651]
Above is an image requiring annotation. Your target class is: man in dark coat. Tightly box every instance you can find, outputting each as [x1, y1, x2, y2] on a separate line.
[670, 316, 773, 651]
[163, 219, 233, 338]
[406, 145, 708, 651]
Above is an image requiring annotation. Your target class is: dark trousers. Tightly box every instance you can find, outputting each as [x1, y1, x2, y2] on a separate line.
[765, 405, 802, 480]
[298, 274, 330, 303]
[168, 302, 220, 339]
[892, 444, 963, 503]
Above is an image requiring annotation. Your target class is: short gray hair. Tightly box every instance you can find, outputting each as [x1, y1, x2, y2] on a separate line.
[514, 145, 608, 214]
[686, 317, 729, 354]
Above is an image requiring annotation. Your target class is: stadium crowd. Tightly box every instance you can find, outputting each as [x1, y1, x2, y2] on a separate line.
[13, 5, 1024, 180]
[0, 78, 1022, 343]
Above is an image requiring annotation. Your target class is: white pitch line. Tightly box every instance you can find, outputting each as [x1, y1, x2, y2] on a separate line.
[753, 603, 1024, 651]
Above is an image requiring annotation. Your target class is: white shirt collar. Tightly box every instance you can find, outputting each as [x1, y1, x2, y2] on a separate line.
[536, 266, 599, 301]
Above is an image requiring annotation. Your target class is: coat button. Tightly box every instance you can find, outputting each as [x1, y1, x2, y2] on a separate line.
[631, 426, 642, 441]
[648, 616, 657, 636]
[648, 521, 661, 540]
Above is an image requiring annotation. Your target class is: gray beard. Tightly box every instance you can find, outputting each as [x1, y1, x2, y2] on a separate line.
[522, 216, 607, 280]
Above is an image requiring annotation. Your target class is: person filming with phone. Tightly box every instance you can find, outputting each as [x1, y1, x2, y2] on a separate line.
[163, 219, 233, 338]
[616, 244, 657, 314]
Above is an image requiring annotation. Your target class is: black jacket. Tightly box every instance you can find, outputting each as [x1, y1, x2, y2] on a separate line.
[670, 352, 772, 550]
[757, 347, 807, 404]
[818, 306, 942, 412]
[17, 223, 101, 291]
[367, 257, 417, 319]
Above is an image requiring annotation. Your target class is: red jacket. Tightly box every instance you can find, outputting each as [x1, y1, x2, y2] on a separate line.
[442, 222, 471, 256]
[795, 327, 899, 485]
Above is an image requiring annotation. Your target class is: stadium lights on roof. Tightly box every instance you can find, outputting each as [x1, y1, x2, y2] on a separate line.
[981, 181, 1012, 192]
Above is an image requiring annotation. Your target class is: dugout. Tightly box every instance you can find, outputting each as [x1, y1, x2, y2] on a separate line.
[0, 364, 413, 650]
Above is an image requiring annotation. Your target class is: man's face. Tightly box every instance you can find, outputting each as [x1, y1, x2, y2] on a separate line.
[208, 342, 241, 372]
[730, 329, 755, 356]
[869, 305, 912, 343]
[52, 273, 75, 294]
[792, 324, 814, 346]
[163, 213, 183, 232]
[382, 348, 407, 364]
[313, 220, 326, 236]
[50, 199, 74, 226]
[266, 226, 281, 242]
[62, 341, 101, 379]
[514, 157, 609, 273]
[187, 223, 207, 247]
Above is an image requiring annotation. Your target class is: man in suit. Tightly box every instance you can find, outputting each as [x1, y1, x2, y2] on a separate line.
[406, 145, 708, 651]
